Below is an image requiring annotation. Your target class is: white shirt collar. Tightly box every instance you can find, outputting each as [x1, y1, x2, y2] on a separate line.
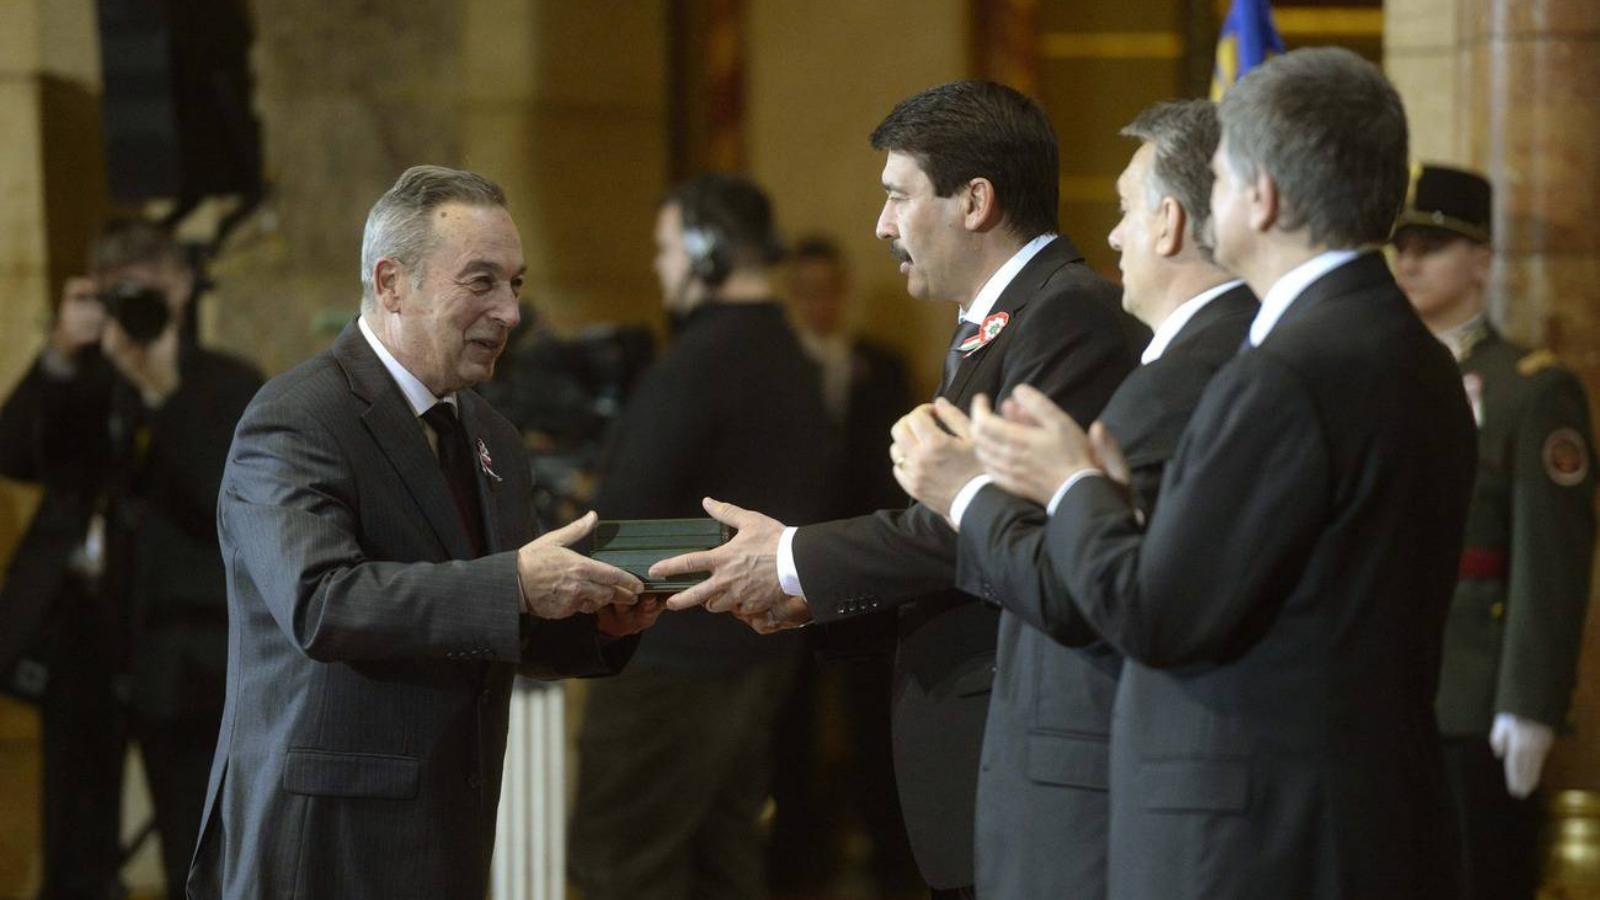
[1141, 279, 1245, 364]
[1247, 249, 1365, 347]
[962, 233, 1057, 325]
[358, 315, 456, 417]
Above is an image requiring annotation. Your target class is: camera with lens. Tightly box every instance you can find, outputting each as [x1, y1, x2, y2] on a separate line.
[97, 282, 171, 345]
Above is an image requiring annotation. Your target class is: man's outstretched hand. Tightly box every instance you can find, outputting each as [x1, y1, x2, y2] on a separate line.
[651, 498, 793, 618]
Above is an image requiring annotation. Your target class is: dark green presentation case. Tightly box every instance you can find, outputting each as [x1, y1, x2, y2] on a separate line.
[588, 518, 731, 592]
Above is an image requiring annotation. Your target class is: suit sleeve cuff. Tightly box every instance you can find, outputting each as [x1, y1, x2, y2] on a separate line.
[778, 526, 806, 597]
[948, 475, 995, 531]
[1047, 469, 1105, 516]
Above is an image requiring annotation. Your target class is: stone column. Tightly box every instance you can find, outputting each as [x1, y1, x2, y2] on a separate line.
[1459, 0, 1600, 789]
[0, 2, 100, 887]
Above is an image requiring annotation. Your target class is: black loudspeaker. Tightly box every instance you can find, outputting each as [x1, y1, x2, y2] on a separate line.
[97, 0, 262, 202]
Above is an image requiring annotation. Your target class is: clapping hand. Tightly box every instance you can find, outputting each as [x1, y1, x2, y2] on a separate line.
[969, 385, 1129, 506]
[890, 399, 983, 525]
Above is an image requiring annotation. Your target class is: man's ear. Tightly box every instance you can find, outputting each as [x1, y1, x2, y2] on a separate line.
[963, 177, 1003, 232]
[1249, 170, 1279, 233]
[374, 258, 406, 313]
[1156, 196, 1185, 258]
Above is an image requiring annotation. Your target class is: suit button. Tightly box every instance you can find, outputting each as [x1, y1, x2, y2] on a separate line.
[467, 773, 482, 789]
[1490, 602, 1506, 620]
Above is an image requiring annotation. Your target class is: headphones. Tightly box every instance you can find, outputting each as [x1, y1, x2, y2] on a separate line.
[681, 206, 732, 288]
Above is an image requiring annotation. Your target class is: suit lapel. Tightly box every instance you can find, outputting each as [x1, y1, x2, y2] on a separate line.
[1267, 252, 1392, 339]
[943, 236, 1081, 403]
[456, 391, 505, 554]
[1165, 284, 1259, 356]
[333, 323, 474, 560]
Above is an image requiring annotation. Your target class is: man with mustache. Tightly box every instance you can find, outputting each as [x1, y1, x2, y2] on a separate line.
[654, 81, 1143, 898]
[187, 165, 659, 900]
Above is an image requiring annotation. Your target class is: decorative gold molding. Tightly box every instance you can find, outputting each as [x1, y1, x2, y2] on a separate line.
[1039, 32, 1184, 60]
[1273, 8, 1385, 37]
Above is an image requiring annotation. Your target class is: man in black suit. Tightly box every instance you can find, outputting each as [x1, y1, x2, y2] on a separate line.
[953, 49, 1475, 898]
[655, 81, 1142, 898]
[568, 174, 836, 900]
[187, 166, 658, 899]
[0, 220, 262, 900]
[893, 99, 1256, 900]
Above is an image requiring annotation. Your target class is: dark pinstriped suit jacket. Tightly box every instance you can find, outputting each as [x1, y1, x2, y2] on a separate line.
[187, 322, 631, 900]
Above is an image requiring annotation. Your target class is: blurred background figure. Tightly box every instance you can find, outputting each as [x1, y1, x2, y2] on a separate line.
[567, 173, 838, 900]
[0, 219, 262, 900]
[1394, 163, 1598, 900]
[475, 303, 656, 527]
[769, 235, 921, 900]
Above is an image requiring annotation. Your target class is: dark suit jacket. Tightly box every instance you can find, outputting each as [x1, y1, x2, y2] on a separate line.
[0, 343, 261, 716]
[954, 284, 1257, 899]
[187, 323, 632, 900]
[594, 301, 836, 671]
[1048, 254, 1475, 899]
[792, 236, 1143, 888]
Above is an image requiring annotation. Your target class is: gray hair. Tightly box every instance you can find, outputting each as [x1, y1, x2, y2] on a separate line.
[1120, 100, 1221, 256]
[1218, 47, 1408, 248]
[360, 165, 508, 310]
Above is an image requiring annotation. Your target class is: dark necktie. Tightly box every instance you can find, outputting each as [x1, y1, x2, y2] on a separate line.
[939, 319, 981, 397]
[422, 403, 486, 557]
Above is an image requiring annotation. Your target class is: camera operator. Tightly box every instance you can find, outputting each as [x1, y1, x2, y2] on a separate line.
[0, 219, 263, 900]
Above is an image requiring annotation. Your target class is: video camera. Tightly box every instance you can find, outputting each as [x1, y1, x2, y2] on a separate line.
[96, 282, 171, 345]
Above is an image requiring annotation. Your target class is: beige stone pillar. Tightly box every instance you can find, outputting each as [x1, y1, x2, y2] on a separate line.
[1458, 0, 1600, 790]
[0, 2, 101, 892]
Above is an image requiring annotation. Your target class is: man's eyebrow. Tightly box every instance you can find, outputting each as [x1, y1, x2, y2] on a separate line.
[454, 259, 526, 278]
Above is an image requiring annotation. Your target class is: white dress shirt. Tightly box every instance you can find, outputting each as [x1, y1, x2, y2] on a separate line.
[359, 316, 457, 452]
[1246, 249, 1363, 348]
[775, 234, 1059, 598]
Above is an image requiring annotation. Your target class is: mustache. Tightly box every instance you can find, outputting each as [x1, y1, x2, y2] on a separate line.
[889, 243, 912, 265]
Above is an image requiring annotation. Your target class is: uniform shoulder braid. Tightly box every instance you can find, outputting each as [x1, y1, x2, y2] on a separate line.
[1517, 348, 1561, 378]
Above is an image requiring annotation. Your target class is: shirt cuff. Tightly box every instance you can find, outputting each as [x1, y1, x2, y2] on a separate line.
[1046, 469, 1105, 516]
[777, 526, 806, 598]
[948, 475, 995, 531]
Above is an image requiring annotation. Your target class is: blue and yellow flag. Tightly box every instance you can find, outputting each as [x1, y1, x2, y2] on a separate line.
[1210, 0, 1286, 99]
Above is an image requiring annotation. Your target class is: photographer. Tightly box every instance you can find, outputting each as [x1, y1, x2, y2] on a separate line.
[0, 219, 262, 900]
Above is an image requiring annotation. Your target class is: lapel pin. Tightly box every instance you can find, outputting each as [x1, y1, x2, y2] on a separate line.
[960, 311, 1010, 358]
[477, 438, 503, 483]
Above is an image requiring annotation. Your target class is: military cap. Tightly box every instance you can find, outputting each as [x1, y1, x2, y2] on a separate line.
[1395, 163, 1492, 243]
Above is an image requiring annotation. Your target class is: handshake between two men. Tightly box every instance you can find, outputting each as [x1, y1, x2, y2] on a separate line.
[649, 385, 1112, 631]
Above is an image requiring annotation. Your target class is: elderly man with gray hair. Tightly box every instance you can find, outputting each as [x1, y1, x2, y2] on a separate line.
[944, 48, 1475, 898]
[186, 165, 660, 900]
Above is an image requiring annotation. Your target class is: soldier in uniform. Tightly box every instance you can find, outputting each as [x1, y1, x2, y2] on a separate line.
[1394, 163, 1598, 899]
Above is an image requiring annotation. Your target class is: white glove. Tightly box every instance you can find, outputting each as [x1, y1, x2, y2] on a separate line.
[1489, 713, 1555, 799]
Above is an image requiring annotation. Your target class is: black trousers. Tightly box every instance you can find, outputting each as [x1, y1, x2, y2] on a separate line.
[1441, 736, 1543, 900]
[570, 656, 798, 900]
[37, 583, 222, 900]
[38, 624, 124, 900]
[131, 709, 221, 900]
